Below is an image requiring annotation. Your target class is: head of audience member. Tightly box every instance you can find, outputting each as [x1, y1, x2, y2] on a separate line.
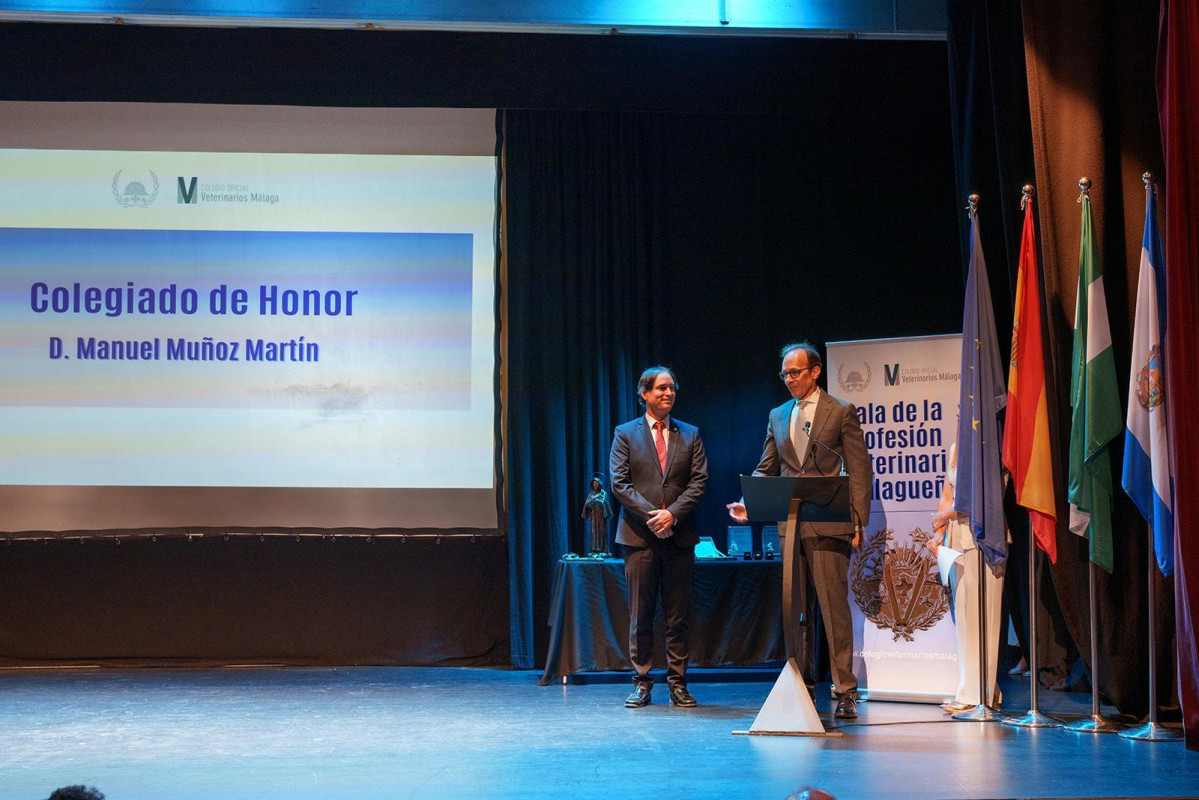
[48, 787, 105, 800]
[785, 788, 836, 800]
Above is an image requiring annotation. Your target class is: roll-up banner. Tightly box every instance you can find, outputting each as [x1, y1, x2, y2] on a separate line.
[827, 334, 962, 702]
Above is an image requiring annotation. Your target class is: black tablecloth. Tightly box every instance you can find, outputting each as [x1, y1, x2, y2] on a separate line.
[539, 557, 784, 684]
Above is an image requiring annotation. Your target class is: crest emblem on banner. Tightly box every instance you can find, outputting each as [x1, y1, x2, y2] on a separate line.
[836, 361, 872, 393]
[112, 170, 160, 208]
[1135, 345, 1164, 411]
[850, 528, 949, 642]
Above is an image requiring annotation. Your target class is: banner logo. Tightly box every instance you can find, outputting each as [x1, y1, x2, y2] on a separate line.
[836, 361, 872, 393]
[1135, 344, 1165, 411]
[884, 363, 900, 386]
[111, 170, 160, 209]
[177, 176, 199, 204]
[850, 528, 949, 641]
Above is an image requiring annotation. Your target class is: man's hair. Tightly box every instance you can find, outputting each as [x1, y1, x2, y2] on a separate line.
[779, 341, 823, 369]
[48, 787, 105, 800]
[636, 366, 677, 404]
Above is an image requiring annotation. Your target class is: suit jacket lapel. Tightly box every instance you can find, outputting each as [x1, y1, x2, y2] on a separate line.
[663, 421, 680, 478]
[778, 401, 800, 470]
[809, 393, 835, 450]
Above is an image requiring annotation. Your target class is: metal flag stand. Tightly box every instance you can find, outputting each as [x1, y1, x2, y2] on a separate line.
[1003, 505, 1060, 727]
[1119, 175, 1181, 743]
[1001, 536, 1060, 727]
[1117, 535, 1182, 742]
[1003, 185, 1060, 730]
[1064, 560, 1123, 733]
[1064, 178, 1122, 735]
[951, 194, 999, 724]
[951, 542, 1001, 722]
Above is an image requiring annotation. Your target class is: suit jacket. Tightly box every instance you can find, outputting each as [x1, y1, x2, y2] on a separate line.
[751, 389, 873, 540]
[610, 416, 709, 548]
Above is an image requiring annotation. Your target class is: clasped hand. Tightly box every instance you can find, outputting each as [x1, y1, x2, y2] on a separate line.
[647, 508, 675, 537]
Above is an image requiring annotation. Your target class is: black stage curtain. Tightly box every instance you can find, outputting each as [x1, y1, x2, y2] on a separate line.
[0, 537, 508, 667]
[950, 0, 1177, 721]
[0, 22, 959, 670]
[0, 22, 947, 116]
[1019, 0, 1175, 720]
[503, 105, 963, 667]
[945, 0, 1079, 695]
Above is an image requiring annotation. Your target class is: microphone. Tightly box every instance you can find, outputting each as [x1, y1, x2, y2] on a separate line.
[804, 421, 848, 477]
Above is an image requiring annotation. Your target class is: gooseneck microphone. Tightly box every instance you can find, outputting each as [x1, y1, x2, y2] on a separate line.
[803, 420, 861, 532]
[803, 420, 848, 477]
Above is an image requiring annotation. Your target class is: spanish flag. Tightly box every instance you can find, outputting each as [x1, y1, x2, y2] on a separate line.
[1002, 191, 1058, 562]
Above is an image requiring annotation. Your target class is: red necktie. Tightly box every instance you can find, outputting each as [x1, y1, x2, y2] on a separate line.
[653, 420, 667, 473]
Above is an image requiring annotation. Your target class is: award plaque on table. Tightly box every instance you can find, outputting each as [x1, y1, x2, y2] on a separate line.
[761, 525, 780, 560]
[726, 526, 752, 559]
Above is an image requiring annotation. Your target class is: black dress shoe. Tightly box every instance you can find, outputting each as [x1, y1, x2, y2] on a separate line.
[834, 693, 858, 719]
[669, 684, 697, 707]
[624, 685, 652, 708]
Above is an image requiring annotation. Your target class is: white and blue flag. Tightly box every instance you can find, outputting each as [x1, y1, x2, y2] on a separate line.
[1121, 180, 1174, 576]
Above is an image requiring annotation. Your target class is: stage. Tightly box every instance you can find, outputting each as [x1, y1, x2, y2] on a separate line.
[0, 667, 1192, 800]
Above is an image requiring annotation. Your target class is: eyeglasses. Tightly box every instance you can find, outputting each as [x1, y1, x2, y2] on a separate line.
[778, 367, 815, 381]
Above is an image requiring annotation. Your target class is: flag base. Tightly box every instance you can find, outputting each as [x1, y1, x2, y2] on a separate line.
[1118, 721, 1183, 742]
[1002, 709, 1061, 728]
[1064, 714, 1124, 734]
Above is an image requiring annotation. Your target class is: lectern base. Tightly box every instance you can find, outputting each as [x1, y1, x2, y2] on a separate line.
[733, 659, 840, 737]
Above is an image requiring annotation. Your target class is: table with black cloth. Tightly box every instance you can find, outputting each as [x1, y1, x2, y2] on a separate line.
[539, 557, 785, 685]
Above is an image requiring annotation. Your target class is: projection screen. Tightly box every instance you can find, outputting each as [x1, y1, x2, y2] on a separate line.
[0, 103, 501, 532]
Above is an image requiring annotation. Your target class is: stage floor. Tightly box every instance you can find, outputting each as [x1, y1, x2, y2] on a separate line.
[0, 666, 1193, 800]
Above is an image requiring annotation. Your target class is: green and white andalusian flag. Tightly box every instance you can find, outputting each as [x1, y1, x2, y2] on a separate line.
[1067, 191, 1122, 573]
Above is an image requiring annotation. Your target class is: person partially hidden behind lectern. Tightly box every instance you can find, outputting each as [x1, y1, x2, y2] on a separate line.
[727, 342, 872, 719]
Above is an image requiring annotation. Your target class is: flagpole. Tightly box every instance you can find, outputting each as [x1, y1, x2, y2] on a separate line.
[1003, 499, 1061, 728]
[1119, 522, 1182, 741]
[1065, 560, 1123, 732]
[1118, 174, 1181, 743]
[1064, 176, 1123, 735]
[952, 193, 998, 723]
[952, 539, 1000, 721]
[1004, 184, 1060, 729]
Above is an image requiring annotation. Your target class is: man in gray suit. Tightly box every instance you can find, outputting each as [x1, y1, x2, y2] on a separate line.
[610, 366, 708, 708]
[727, 342, 872, 719]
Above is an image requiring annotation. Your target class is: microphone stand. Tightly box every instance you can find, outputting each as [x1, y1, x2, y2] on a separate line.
[803, 422, 847, 477]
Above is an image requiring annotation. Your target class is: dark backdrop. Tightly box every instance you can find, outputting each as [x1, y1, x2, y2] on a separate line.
[0, 22, 959, 670]
[503, 103, 962, 665]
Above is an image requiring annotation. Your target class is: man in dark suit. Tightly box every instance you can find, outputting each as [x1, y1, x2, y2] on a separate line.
[610, 366, 709, 708]
[727, 342, 872, 719]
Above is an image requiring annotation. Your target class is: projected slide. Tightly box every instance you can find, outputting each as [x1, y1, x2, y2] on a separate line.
[0, 149, 496, 494]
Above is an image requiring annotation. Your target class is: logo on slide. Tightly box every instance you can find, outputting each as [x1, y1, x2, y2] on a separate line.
[111, 170, 160, 208]
[177, 176, 198, 204]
